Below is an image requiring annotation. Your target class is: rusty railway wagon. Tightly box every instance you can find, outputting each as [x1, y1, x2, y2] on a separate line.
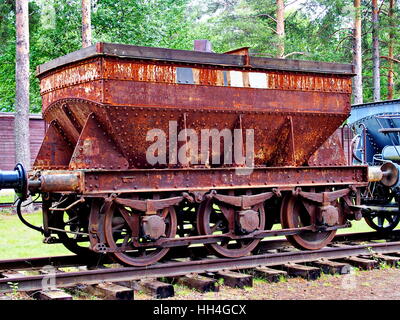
[0, 43, 392, 266]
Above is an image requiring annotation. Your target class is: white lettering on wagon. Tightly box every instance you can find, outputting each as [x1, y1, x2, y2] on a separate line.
[145, 121, 254, 176]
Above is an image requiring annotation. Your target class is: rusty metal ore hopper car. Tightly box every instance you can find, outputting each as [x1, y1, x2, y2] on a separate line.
[0, 43, 386, 266]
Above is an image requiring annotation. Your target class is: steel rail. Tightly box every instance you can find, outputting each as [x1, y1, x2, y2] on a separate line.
[2, 234, 400, 293]
[0, 255, 108, 271]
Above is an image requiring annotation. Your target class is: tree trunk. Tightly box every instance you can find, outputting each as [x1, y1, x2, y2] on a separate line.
[387, 0, 395, 100]
[372, 0, 380, 102]
[15, 0, 33, 211]
[15, 0, 31, 170]
[82, 0, 92, 48]
[352, 0, 363, 104]
[276, 0, 285, 58]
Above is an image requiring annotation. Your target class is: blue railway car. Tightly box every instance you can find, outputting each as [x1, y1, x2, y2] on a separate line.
[349, 99, 400, 231]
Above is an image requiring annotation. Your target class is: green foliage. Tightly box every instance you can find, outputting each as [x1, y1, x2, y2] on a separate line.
[187, 0, 277, 54]
[5, 281, 24, 300]
[0, 0, 191, 113]
[0, 1, 16, 112]
[92, 0, 191, 49]
[278, 274, 287, 283]
[379, 262, 391, 270]
[189, 0, 400, 103]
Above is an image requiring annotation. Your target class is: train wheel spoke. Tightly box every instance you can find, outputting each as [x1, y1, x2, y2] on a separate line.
[196, 196, 266, 258]
[378, 216, 384, 228]
[104, 200, 177, 266]
[50, 196, 97, 258]
[280, 194, 336, 250]
[365, 211, 400, 232]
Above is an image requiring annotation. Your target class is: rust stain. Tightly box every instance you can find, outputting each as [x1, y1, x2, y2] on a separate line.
[40, 60, 101, 94]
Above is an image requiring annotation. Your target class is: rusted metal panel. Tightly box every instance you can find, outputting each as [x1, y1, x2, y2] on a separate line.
[309, 128, 348, 166]
[41, 79, 104, 111]
[79, 166, 368, 194]
[100, 80, 351, 111]
[37, 97, 348, 169]
[102, 58, 176, 83]
[40, 59, 101, 94]
[33, 120, 74, 170]
[193, 68, 224, 86]
[69, 114, 129, 170]
[41, 58, 352, 92]
[265, 72, 351, 93]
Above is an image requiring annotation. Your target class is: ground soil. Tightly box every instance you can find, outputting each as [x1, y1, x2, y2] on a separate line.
[135, 267, 400, 300]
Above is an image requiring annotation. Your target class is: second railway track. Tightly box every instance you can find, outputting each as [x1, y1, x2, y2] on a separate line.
[0, 202, 42, 209]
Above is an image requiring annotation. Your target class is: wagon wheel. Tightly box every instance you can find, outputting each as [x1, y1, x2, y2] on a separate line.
[52, 205, 95, 257]
[104, 202, 177, 266]
[280, 195, 336, 250]
[196, 198, 265, 258]
[363, 183, 394, 205]
[364, 211, 400, 232]
[175, 202, 198, 238]
[363, 184, 399, 232]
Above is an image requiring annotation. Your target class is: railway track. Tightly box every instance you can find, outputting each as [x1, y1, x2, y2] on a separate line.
[0, 202, 42, 209]
[1, 230, 400, 299]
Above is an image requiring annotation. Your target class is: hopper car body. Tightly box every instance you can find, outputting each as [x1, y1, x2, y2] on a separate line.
[0, 43, 383, 266]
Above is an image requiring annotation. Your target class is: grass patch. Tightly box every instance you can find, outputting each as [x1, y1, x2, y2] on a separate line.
[337, 220, 374, 234]
[379, 262, 392, 270]
[0, 194, 15, 204]
[173, 284, 193, 296]
[0, 190, 42, 206]
[253, 277, 267, 284]
[0, 211, 70, 259]
[269, 219, 380, 240]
